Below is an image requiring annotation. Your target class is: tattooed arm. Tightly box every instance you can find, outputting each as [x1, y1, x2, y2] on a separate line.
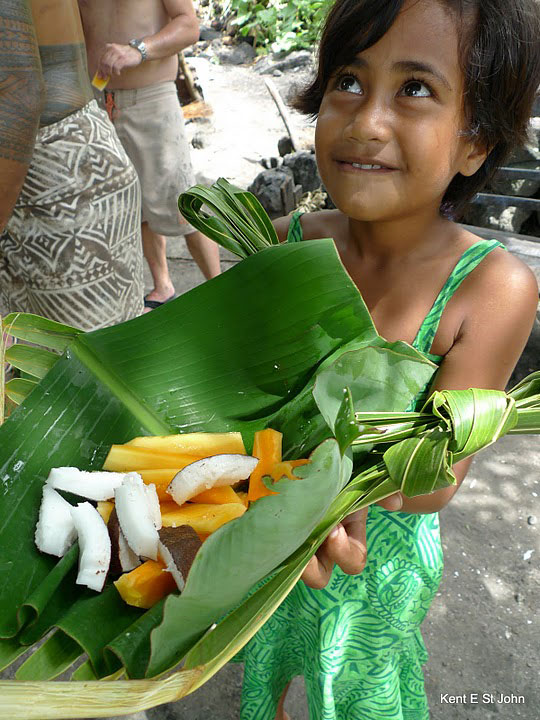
[0, 0, 44, 232]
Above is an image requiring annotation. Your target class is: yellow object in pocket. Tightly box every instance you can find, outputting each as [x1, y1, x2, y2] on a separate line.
[92, 71, 110, 91]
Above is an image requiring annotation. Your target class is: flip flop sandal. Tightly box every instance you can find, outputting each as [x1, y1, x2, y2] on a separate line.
[143, 293, 176, 310]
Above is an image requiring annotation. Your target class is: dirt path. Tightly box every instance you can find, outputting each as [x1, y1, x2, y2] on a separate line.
[183, 55, 316, 189]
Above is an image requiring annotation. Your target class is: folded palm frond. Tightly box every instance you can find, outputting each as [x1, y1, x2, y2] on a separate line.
[0, 179, 538, 718]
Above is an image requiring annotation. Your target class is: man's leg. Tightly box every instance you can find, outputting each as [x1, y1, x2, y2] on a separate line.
[141, 221, 175, 307]
[185, 230, 221, 280]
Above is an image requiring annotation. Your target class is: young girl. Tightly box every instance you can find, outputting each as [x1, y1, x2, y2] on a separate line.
[237, 0, 540, 718]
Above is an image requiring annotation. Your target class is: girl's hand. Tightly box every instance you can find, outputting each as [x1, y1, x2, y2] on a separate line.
[301, 509, 368, 589]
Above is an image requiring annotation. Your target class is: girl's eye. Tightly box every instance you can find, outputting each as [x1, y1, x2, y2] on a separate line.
[336, 74, 363, 95]
[400, 80, 432, 98]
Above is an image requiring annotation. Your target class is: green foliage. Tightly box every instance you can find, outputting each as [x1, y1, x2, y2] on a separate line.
[226, 0, 331, 54]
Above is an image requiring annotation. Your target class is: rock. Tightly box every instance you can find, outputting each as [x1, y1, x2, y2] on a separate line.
[216, 42, 256, 65]
[248, 168, 302, 218]
[255, 50, 313, 75]
[527, 515, 537, 526]
[463, 203, 532, 234]
[191, 133, 206, 149]
[282, 151, 321, 193]
[199, 25, 221, 42]
[278, 136, 295, 157]
[490, 123, 540, 197]
[261, 156, 280, 169]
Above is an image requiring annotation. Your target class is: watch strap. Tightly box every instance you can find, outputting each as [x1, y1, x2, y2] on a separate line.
[129, 38, 148, 62]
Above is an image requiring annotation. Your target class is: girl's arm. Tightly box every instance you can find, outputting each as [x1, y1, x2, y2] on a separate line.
[303, 250, 538, 587]
[382, 251, 538, 514]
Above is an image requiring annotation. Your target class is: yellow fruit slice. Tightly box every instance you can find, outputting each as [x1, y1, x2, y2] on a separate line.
[189, 485, 241, 504]
[160, 502, 246, 534]
[114, 560, 176, 609]
[235, 490, 249, 508]
[126, 432, 246, 456]
[135, 468, 181, 501]
[270, 459, 310, 482]
[248, 428, 282, 501]
[103, 445, 202, 472]
[96, 500, 114, 524]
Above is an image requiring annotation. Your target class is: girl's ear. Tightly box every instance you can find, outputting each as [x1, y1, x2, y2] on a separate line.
[458, 138, 489, 178]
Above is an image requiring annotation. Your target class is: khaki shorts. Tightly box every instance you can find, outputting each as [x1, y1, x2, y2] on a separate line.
[96, 81, 197, 237]
[0, 100, 144, 330]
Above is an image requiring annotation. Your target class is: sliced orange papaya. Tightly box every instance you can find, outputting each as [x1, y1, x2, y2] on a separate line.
[160, 502, 246, 534]
[103, 445, 203, 472]
[125, 432, 246, 456]
[248, 428, 282, 502]
[113, 560, 176, 609]
[189, 485, 241, 505]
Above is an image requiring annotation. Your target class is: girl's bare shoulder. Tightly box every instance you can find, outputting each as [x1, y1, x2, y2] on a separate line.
[457, 228, 538, 308]
[273, 210, 344, 243]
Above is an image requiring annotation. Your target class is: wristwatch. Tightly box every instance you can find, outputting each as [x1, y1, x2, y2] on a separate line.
[129, 38, 148, 62]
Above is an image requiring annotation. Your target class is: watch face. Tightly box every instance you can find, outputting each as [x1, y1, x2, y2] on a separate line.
[130, 39, 147, 60]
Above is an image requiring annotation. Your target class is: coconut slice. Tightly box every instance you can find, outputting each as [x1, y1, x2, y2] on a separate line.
[157, 525, 202, 591]
[70, 502, 111, 592]
[167, 454, 258, 506]
[108, 508, 141, 576]
[47, 467, 126, 501]
[35, 485, 77, 557]
[144, 482, 162, 530]
[115, 472, 159, 560]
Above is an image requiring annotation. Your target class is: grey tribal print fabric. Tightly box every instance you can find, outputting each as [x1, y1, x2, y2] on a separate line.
[0, 100, 144, 331]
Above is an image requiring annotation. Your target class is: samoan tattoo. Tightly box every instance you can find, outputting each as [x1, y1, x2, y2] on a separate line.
[0, 0, 43, 164]
[39, 43, 93, 126]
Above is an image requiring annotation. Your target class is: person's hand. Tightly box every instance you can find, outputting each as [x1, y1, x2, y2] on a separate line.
[96, 43, 144, 78]
[301, 508, 368, 589]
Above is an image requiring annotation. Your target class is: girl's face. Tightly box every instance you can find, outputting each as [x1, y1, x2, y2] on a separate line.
[315, 0, 486, 223]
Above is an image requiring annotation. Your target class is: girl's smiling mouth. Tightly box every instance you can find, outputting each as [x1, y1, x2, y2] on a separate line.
[335, 158, 398, 173]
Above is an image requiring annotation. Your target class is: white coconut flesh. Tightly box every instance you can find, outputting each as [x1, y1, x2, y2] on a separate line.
[167, 453, 259, 506]
[35, 485, 77, 557]
[144, 481, 162, 530]
[158, 541, 185, 591]
[115, 473, 159, 560]
[47, 467, 126, 501]
[70, 502, 111, 592]
[117, 529, 141, 572]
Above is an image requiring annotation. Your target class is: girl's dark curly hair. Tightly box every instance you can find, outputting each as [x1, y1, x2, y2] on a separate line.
[293, 0, 540, 218]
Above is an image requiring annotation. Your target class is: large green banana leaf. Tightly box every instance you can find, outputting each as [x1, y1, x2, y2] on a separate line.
[0, 238, 438, 690]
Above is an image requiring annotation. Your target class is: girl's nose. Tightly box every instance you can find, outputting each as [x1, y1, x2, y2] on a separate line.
[344, 97, 393, 144]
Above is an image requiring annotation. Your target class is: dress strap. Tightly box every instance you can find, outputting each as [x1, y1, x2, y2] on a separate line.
[413, 239, 505, 355]
[286, 211, 304, 243]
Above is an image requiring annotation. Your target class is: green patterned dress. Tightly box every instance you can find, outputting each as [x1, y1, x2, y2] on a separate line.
[237, 213, 503, 719]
